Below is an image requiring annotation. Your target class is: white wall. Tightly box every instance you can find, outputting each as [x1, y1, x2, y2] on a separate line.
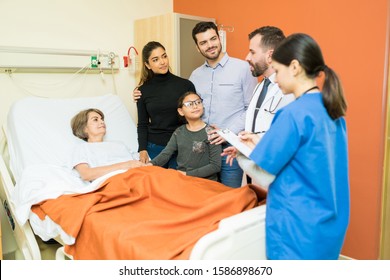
[0, 0, 174, 132]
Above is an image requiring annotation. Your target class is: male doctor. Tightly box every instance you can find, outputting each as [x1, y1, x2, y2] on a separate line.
[245, 26, 295, 137]
[227, 26, 295, 186]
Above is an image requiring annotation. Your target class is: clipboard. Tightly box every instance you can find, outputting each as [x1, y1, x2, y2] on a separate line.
[217, 128, 252, 158]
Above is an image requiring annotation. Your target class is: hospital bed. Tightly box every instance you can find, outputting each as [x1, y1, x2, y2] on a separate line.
[0, 94, 266, 260]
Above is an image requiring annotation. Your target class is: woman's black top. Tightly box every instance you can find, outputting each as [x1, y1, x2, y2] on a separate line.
[137, 71, 196, 151]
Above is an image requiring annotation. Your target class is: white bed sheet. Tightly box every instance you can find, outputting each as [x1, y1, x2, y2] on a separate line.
[13, 163, 125, 244]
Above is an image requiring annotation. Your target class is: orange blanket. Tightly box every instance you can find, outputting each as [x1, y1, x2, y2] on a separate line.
[32, 166, 258, 259]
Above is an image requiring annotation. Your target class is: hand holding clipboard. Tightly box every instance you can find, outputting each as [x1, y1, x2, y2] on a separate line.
[217, 129, 260, 158]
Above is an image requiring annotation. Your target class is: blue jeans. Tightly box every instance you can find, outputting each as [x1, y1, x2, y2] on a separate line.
[219, 144, 243, 188]
[147, 142, 177, 169]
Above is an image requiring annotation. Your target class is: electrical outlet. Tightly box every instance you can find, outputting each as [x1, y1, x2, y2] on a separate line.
[99, 52, 117, 68]
[99, 56, 109, 68]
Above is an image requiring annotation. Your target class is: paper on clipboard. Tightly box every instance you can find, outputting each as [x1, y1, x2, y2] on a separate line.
[217, 129, 252, 158]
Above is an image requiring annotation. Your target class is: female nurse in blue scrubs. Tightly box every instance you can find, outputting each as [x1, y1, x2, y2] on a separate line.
[223, 33, 349, 260]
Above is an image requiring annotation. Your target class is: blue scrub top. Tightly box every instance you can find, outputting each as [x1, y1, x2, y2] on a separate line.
[250, 93, 350, 260]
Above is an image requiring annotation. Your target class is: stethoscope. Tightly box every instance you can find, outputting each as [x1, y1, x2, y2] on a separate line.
[262, 85, 319, 114]
[263, 95, 283, 114]
[251, 81, 283, 115]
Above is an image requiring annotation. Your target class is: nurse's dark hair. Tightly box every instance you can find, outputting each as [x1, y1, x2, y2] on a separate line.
[272, 33, 347, 119]
[192, 21, 219, 44]
[138, 41, 168, 86]
[71, 108, 104, 142]
[248, 26, 285, 51]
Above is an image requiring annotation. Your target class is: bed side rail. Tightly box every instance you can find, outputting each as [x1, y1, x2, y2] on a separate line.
[190, 205, 266, 260]
[0, 131, 41, 260]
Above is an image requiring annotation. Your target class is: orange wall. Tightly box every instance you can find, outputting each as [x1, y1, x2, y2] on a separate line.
[174, 0, 390, 259]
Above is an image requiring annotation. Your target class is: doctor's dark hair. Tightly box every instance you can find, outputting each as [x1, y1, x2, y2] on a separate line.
[248, 26, 285, 51]
[272, 33, 347, 119]
[71, 108, 104, 142]
[192, 21, 219, 44]
[138, 41, 168, 86]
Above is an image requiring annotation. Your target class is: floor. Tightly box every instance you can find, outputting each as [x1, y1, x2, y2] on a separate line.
[3, 237, 62, 260]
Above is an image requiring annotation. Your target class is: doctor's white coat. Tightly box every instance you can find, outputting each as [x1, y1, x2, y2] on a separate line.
[245, 73, 295, 135]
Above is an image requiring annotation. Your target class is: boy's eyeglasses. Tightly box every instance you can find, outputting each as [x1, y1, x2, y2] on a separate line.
[182, 99, 203, 108]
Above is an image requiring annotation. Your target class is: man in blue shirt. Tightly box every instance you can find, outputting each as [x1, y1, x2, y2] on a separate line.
[189, 21, 257, 188]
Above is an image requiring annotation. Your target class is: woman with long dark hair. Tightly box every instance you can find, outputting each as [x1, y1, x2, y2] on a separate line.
[136, 41, 196, 168]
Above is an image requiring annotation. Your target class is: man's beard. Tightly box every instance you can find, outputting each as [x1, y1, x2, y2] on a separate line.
[250, 61, 268, 77]
[202, 45, 221, 60]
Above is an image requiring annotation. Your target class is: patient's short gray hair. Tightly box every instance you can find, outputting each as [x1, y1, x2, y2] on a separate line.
[71, 108, 104, 141]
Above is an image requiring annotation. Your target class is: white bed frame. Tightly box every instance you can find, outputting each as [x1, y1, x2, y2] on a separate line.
[0, 126, 41, 259]
[0, 94, 266, 260]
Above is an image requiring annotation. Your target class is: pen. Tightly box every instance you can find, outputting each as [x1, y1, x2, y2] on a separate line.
[252, 131, 266, 134]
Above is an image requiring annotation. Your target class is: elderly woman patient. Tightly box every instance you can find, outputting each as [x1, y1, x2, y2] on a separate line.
[70, 108, 145, 181]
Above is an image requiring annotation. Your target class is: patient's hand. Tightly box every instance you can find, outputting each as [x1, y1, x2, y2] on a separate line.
[123, 160, 145, 169]
[133, 87, 142, 102]
[75, 160, 145, 182]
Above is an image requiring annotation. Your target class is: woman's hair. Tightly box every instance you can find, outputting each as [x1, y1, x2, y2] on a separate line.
[272, 33, 347, 119]
[177, 91, 202, 123]
[71, 108, 104, 142]
[192, 21, 219, 44]
[138, 41, 166, 86]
